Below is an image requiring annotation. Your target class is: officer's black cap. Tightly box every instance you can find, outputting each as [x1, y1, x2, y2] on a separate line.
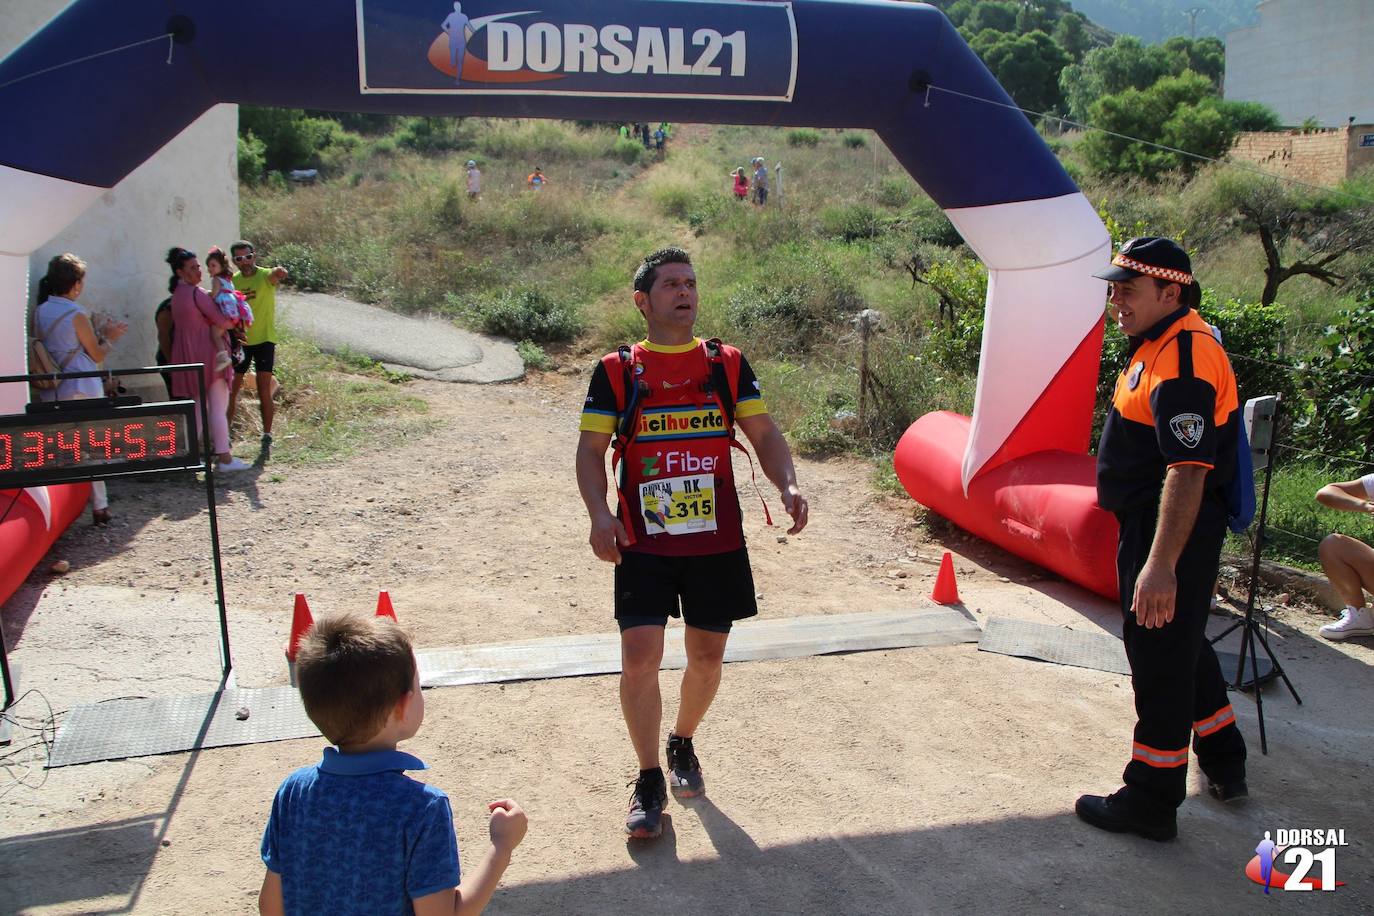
[1094, 237, 1194, 285]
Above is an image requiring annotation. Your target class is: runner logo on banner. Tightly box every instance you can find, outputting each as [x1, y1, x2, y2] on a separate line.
[356, 0, 797, 100]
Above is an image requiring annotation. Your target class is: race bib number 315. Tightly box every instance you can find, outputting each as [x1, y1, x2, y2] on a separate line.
[640, 473, 717, 536]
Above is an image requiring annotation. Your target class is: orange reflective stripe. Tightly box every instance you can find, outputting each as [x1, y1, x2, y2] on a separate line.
[1132, 742, 1189, 768]
[1193, 704, 1236, 737]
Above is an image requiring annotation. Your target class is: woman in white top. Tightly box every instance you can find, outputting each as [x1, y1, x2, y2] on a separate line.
[31, 253, 127, 524]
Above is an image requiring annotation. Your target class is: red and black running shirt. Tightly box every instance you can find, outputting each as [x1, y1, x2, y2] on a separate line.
[1096, 307, 1240, 514]
[580, 338, 767, 556]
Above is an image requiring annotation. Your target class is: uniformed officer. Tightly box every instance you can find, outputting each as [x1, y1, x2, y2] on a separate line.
[1076, 237, 1248, 841]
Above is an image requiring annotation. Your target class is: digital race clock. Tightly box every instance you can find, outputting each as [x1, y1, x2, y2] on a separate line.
[0, 400, 202, 487]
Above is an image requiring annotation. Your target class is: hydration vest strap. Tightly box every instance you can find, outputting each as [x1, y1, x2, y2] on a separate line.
[704, 338, 773, 528]
[731, 438, 774, 528]
[605, 344, 647, 547]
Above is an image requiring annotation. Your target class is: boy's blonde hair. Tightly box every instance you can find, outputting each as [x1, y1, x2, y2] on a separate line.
[296, 614, 416, 746]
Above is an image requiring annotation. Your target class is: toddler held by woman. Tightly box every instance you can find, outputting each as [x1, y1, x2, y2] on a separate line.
[206, 246, 253, 372]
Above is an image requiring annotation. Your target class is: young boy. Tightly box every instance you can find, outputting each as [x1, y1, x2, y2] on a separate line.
[258, 614, 527, 916]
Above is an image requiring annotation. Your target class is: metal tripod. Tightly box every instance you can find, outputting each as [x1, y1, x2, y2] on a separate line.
[1210, 398, 1301, 754]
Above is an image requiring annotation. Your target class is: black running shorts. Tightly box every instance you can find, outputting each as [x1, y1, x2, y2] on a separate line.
[614, 547, 757, 633]
[234, 341, 276, 375]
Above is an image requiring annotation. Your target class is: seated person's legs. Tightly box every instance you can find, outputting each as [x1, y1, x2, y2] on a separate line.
[1318, 533, 1374, 640]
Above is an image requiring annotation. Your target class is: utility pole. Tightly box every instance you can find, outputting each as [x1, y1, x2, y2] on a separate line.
[1185, 7, 1204, 39]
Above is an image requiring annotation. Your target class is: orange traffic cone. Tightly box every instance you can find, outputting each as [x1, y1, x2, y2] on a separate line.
[287, 593, 314, 661]
[286, 593, 314, 686]
[376, 590, 397, 621]
[931, 552, 960, 605]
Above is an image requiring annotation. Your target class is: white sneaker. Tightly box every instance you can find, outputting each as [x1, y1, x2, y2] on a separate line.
[216, 457, 251, 473]
[1319, 606, 1374, 641]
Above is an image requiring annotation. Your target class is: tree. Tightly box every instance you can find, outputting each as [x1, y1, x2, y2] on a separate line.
[970, 28, 1070, 114]
[1185, 168, 1374, 305]
[1053, 12, 1092, 62]
[961, 1, 1019, 35]
[1081, 71, 1226, 177]
[1059, 36, 1173, 122]
[1160, 36, 1224, 88]
[1297, 301, 1374, 459]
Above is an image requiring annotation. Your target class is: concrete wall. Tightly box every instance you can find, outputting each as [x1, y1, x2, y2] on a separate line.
[1225, 0, 1374, 128]
[1229, 124, 1374, 187]
[1, 4, 238, 401]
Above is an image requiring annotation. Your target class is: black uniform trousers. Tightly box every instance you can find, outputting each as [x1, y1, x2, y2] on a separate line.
[1116, 500, 1247, 810]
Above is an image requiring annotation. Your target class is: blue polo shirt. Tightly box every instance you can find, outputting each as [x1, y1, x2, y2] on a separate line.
[262, 748, 460, 915]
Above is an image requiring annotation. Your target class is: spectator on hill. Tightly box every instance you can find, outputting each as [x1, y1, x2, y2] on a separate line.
[751, 158, 769, 206]
[466, 160, 481, 199]
[731, 167, 749, 202]
[1314, 475, 1374, 640]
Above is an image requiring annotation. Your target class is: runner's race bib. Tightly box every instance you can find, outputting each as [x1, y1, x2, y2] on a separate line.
[639, 474, 717, 536]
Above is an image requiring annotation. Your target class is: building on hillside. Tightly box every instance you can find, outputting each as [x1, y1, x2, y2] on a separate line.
[1228, 124, 1374, 187]
[1, 4, 237, 402]
[1224, 0, 1374, 128]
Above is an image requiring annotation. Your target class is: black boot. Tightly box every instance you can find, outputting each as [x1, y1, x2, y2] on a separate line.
[1075, 788, 1177, 841]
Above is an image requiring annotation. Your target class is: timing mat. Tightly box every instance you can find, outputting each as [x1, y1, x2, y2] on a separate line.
[49, 607, 981, 766]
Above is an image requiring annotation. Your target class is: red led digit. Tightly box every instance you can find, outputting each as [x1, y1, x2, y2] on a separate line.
[122, 423, 148, 459]
[154, 420, 178, 457]
[0, 433, 11, 471]
[88, 424, 114, 459]
[22, 430, 45, 468]
[54, 429, 81, 463]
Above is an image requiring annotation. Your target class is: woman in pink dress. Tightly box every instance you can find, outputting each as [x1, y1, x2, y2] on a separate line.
[166, 247, 250, 472]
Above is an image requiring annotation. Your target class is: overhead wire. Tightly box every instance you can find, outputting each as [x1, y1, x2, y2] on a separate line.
[0, 33, 175, 92]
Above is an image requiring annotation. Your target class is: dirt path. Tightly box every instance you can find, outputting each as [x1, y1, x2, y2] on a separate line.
[2, 369, 1371, 914]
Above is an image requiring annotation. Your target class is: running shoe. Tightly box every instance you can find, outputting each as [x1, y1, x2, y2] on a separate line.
[666, 734, 705, 798]
[1319, 606, 1374, 641]
[625, 768, 667, 838]
[216, 457, 251, 473]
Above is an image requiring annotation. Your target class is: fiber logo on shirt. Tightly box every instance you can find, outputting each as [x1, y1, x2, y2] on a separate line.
[1169, 413, 1205, 448]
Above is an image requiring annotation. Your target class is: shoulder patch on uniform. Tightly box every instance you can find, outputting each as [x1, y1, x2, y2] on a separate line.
[1169, 413, 1205, 448]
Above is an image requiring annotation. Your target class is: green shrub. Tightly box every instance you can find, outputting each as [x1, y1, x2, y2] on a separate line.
[239, 107, 353, 171]
[789, 397, 859, 457]
[612, 137, 649, 164]
[787, 128, 820, 147]
[1295, 300, 1374, 460]
[863, 341, 977, 449]
[902, 199, 963, 246]
[461, 288, 583, 343]
[394, 116, 470, 153]
[516, 340, 553, 370]
[871, 177, 916, 209]
[434, 182, 465, 229]
[269, 242, 340, 291]
[821, 204, 887, 242]
[843, 133, 868, 149]
[237, 131, 267, 184]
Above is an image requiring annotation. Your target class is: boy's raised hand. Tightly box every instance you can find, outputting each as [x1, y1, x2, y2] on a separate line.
[487, 800, 528, 854]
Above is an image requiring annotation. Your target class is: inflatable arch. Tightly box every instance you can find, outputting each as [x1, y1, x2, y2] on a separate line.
[0, 0, 1117, 600]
